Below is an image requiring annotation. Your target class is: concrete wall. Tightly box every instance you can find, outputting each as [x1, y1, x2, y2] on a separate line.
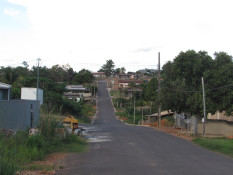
[0, 100, 40, 131]
[198, 120, 233, 137]
[207, 111, 233, 121]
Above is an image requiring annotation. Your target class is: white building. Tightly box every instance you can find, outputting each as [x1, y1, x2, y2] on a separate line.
[21, 87, 43, 105]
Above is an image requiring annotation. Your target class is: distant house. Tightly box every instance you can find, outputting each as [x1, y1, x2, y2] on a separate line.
[118, 80, 143, 88]
[64, 85, 92, 101]
[145, 110, 174, 122]
[92, 72, 105, 78]
[0, 82, 11, 100]
[125, 88, 143, 98]
[117, 74, 134, 79]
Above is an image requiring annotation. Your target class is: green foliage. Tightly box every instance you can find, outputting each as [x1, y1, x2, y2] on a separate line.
[72, 69, 94, 84]
[116, 109, 145, 124]
[61, 97, 81, 115]
[156, 50, 233, 117]
[11, 87, 21, 99]
[115, 67, 126, 74]
[193, 138, 233, 157]
[39, 114, 59, 138]
[62, 135, 88, 152]
[99, 59, 115, 77]
[204, 52, 233, 115]
[142, 78, 158, 101]
[0, 140, 17, 175]
[79, 103, 96, 123]
[0, 113, 88, 174]
[26, 135, 47, 152]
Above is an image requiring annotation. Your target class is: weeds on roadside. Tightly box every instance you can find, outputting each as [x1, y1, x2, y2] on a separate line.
[0, 139, 17, 175]
[0, 113, 87, 175]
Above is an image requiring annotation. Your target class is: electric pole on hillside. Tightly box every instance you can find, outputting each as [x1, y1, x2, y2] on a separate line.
[158, 52, 161, 127]
[202, 77, 206, 137]
[36, 58, 41, 101]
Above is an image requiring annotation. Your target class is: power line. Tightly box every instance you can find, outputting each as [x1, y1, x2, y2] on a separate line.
[161, 83, 233, 93]
[1, 60, 37, 67]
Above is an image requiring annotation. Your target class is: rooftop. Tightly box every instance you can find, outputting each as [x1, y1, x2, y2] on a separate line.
[0, 82, 11, 89]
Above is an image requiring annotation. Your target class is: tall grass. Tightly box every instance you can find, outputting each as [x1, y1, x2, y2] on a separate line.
[0, 138, 17, 175]
[39, 113, 59, 138]
[0, 113, 87, 175]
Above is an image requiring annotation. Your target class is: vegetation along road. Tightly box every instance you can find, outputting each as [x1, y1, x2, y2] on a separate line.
[56, 81, 233, 175]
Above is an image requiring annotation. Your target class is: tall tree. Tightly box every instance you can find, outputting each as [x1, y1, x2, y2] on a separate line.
[204, 52, 233, 115]
[99, 59, 115, 77]
[73, 69, 94, 84]
[161, 50, 213, 116]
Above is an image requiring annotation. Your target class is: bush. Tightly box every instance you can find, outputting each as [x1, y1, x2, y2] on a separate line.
[26, 135, 48, 160]
[39, 114, 59, 138]
[0, 112, 88, 175]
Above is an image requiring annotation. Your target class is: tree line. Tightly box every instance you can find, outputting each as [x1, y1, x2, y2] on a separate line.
[0, 64, 95, 115]
[142, 50, 233, 117]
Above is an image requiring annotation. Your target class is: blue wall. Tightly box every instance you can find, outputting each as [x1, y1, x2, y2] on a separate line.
[0, 100, 40, 131]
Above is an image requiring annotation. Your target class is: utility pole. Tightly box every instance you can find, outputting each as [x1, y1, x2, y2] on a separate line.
[150, 101, 152, 114]
[202, 77, 206, 137]
[36, 58, 41, 101]
[134, 97, 136, 124]
[142, 107, 143, 120]
[128, 97, 132, 117]
[158, 52, 161, 127]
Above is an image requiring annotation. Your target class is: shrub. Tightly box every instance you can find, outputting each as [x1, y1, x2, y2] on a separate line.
[39, 114, 58, 138]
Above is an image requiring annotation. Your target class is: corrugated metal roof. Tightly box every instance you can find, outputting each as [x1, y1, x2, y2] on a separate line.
[147, 110, 173, 117]
[0, 82, 11, 89]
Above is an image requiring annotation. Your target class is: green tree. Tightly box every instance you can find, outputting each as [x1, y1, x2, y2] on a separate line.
[161, 50, 213, 116]
[115, 67, 126, 74]
[204, 52, 233, 115]
[142, 78, 158, 101]
[99, 59, 115, 77]
[73, 69, 94, 84]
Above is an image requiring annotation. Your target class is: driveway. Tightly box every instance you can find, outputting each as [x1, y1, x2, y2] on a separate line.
[56, 81, 233, 175]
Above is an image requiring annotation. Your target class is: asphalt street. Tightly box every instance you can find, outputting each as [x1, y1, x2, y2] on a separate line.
[56, 81, 233, 175]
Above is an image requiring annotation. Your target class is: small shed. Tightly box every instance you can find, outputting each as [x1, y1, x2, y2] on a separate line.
[0, 82, 11, 100]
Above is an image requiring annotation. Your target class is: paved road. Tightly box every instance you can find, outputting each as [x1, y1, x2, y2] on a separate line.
[56, 81, 233, 175]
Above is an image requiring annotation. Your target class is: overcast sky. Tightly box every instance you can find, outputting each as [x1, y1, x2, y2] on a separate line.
[1, 0, 233, 72]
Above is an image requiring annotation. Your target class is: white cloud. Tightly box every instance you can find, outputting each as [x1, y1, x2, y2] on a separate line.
[3, 8, 21, 17]
[1, 0, 233, 72]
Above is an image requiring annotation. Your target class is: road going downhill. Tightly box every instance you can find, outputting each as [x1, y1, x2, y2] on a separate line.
[56, 81, 233, 175]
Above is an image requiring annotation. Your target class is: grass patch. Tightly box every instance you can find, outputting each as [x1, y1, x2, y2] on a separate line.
[193, 137, 233, 157]
[63, 135, 88, 152]
[0, 114, 88, 175]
